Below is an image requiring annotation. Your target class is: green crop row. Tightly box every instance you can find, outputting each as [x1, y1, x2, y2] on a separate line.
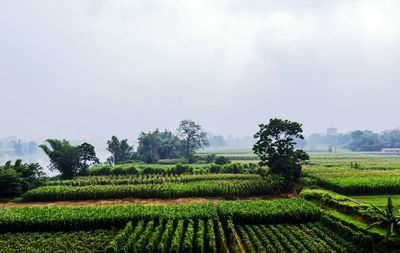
[0, 199, 320, 232]
[45, 174, 263, 187]
[23, 177, 283, 201]
[236, 223, 361, 253]
[218, 199, 321, 224]
[88, 162, 257, 176]
[107, 219, 218, 253]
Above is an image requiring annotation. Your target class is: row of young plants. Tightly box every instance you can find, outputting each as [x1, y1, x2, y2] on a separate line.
[104, 218, 365, 253]
[44, 173, 263, 187]
[105, 218, 219, 253]
[0, 199, 320, 232]
[23, 178, 284, 201]
[0, 229, 118, 253]
[236, 222, 357, 253]
[89, 162, 257, 176]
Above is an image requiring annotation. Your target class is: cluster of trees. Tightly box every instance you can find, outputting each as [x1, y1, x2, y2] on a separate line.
[38, 120, 208, 179]
[0, 160, 44, 198]
[346, 130, 400, 151]
[40, 140, 99, 179]
[307, 129, 400, 152]
[107, 120, 208, 165]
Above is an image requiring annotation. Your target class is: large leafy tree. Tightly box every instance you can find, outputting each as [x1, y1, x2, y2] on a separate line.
[177, 120, 208, 163]
[106, 136, 135, 165]
[253, 118, 309, 187]
[40, 139, 99, 179]
[77, 142, 100, 174]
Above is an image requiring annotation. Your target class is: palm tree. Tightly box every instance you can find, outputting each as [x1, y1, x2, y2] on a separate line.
[367, 197, 400, 239]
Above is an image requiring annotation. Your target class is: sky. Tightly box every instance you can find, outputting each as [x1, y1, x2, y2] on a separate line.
[1, 0, 400, 141]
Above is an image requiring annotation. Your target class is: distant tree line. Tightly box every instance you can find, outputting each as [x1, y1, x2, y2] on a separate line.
[346, 130, 400, 151]
[307, 129, 400, 152]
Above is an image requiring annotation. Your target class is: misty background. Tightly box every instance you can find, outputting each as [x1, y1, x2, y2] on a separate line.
[1, 1, 400, 171]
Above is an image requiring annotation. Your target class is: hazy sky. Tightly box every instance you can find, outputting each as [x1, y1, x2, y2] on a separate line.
[1, 0, 400, 141]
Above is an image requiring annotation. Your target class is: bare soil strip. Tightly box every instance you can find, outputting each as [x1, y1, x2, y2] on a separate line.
[0, 193, 297, 207]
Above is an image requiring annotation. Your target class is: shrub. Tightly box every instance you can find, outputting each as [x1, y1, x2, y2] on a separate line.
[214, 156, 230, 165]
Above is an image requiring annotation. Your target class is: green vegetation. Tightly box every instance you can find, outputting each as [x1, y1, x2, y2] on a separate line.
[106, 136, 135, 165]
[350, 195, 400, 212]
[0, 199, 319, 232]
[303, 165, 400, 195]
[253, 118, 309, 187]
[177, 120, 209, 163]
[40, 139, 99, 179]
[45, 174, 263, 187]
[23, 177, 282, 201]
[0, 229, 117, 253]
[87, 162, 257, 176]
[0, 160, 43, 198]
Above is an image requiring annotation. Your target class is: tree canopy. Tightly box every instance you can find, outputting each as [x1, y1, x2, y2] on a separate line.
[106, 136, 135, 165]
[177, 120, 208, 163]
[253, 118, 309, 187]
[137, 129, 181, 164]
[40, 139, 99, 179]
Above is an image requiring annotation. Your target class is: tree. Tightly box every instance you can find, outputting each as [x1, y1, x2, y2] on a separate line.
[208, 135, 226, 148]
[177, 120, 209, 163]
[253, 118, 309, 187]
[106, 136, 135, 165]
[367, 197, 400, 239]
[347, 130, 383, 151]
[137, 129, 182, 163]
[76, 142, 99, 174]
[158, 129, 181, 159]
[40, 139, 99, 179]
[137, 131, 162, 164]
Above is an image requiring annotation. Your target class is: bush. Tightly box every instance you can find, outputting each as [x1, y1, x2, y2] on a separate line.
[221, 163, 243, 174]
[209, 164, 222, 173]
[214, 156, 230, 165]
[171, 164, 192, 175]
[111, 166, 126, 175]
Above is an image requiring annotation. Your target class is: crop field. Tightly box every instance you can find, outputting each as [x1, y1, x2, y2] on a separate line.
[0, 229, 118, 253]
[0, 199, 369, 253]
[2, 152, 400, 252]
[303, 164, 400, 195]
[23, 174, 283, 201]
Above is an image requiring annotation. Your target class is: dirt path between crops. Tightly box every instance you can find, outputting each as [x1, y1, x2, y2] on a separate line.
[0, 192, 298, 207]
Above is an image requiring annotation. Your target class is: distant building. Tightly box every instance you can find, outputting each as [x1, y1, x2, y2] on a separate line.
[381, 148, 400, 154]
[326, 127, 338, 136]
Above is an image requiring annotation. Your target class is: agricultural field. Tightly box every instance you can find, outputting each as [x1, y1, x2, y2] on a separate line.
[23, 174, 283, 201]
[2, 152, 400, 252]
[0, 198, 371, 253]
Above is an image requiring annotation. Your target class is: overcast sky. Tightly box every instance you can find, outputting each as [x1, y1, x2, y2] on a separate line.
[1, 0, 400, 141]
